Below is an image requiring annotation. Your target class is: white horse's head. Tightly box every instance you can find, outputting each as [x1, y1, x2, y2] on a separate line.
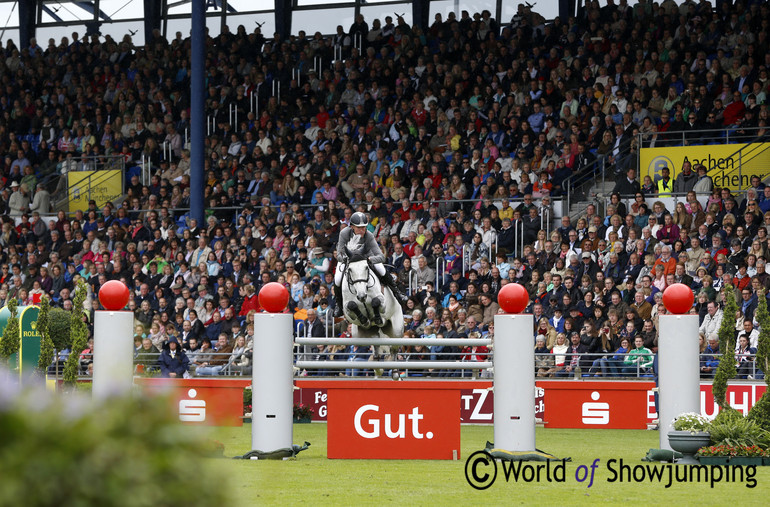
[346, 259, 372, 302]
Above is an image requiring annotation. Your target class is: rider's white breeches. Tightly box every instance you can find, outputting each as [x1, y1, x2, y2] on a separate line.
[335, 262, 386, 286]
[372, 262, 386, 277]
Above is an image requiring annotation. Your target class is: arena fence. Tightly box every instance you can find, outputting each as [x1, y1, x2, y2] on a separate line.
[45, 348, 764, 380]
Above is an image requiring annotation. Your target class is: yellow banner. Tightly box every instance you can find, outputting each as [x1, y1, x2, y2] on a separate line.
[68, 170, 123, 212]
[639, 143, 770, 191]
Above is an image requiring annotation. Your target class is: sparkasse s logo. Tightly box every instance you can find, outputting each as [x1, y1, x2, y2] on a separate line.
[581, 392, 610, 425]
[327, 387, 459, 459]
[179, 388, 206, 422]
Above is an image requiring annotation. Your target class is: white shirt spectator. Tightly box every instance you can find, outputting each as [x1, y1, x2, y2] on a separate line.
[699, 309, 723, 336]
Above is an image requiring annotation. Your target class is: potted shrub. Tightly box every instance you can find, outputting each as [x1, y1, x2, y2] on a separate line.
[293, 403, 314, 423]
[703, 410, 770, 465]
[668, 412, 711, 464]
[698, 445, 769, 466]
[730, 446, 769, 466]
[697, 445, 732, 466]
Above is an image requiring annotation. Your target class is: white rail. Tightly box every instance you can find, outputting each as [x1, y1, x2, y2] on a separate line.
[295, 361, 492, 370]
[295, 338, 491, 347]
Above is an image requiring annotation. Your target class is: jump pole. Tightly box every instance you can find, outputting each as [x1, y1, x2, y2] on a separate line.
[493, 284, 536, 452]
[658, 284, 699, 451]
[92, 280, 134, 399]
[251, 283, 294, 456]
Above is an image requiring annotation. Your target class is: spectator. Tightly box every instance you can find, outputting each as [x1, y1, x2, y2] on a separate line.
[699, 301, 723, 336]
[158, 336, 189, 378]
[700, 335, 721, 378]
[622, 336, 654, 377]
[196, 334, 233, 376]
[735, 335, 758, 379]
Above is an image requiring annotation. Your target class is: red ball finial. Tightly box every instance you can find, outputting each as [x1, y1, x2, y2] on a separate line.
[258, 282, 290, 313]
[662, 283, 694, 315]
[497, 283, 529, 314]
[98, 280, 131, 311]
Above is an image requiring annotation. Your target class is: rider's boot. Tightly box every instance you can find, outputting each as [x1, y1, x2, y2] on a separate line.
[380, 272, 409, 304]
[333, 284, 344, 318]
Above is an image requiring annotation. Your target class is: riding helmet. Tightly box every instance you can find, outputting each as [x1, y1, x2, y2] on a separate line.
[350, 211, 369, 227]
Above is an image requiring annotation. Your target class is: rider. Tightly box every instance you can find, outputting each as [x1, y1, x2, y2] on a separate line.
[333, 211, 408, 318]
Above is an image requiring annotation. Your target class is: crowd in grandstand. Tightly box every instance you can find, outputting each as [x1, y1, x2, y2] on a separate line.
[1, 0, 769, 378]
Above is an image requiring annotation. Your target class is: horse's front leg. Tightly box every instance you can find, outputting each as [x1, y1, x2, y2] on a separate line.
[370, 295, 385, 327]
[346, 301, 370, 327]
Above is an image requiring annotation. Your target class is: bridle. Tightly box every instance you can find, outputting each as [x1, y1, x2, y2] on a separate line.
[345, 260, 376, 293]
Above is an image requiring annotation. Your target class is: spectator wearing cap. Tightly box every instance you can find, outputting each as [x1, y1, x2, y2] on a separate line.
[8, 181, 29, 216]
[446, 268, 468, 293]
[195, 284, 213, 311]
[579, 251, 600, 279]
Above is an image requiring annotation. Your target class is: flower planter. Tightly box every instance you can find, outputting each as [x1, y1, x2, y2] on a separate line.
[698, 456, 731, 466]
[729, 457, 765, 466]
[668, 431, 711, 465]
[294, 416, 312, 424]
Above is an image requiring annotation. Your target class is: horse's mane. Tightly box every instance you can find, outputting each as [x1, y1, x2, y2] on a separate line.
[345, 235, 368, 263]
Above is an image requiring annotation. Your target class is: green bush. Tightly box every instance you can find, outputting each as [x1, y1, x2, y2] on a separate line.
[64, 280, 89, 387]
[0, 385, 230, 506]
[713, 284, 738, 408]
[747, 394, 770, 432]
[713, 407, 743, 425]
[0, 299, 20, 362]
[708, 412, 770, 449]
[749, 288, 770, 431]
[48, 307, 72, 351]
[36, 296, 54, 373]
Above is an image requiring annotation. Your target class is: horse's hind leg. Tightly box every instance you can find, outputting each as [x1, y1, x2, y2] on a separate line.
[375, 323, 397, 361]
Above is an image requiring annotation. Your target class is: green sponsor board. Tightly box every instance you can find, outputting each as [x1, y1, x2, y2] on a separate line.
[0, 305, 41, 378]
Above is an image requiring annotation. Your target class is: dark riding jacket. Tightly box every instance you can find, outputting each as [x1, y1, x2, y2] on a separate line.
[337, 227, 385, 265]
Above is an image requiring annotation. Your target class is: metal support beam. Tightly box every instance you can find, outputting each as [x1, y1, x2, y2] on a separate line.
[220, 0, 227, 34]
[274, 0, 291, 41]
[19, 0, 37, 49]
[190, 0, 206, 225]
[40, 4, 64, 23]
[144, 0, 163, 45]
[559, 0, 574, 21]
[412, 0, 430, 31]
[74, 1, 113, 21]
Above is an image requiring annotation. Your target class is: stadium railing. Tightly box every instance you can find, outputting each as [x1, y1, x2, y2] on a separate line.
[43, 349, 764, 380]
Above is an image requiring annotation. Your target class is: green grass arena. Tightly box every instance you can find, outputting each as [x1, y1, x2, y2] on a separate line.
[215, 424, 768, 505]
